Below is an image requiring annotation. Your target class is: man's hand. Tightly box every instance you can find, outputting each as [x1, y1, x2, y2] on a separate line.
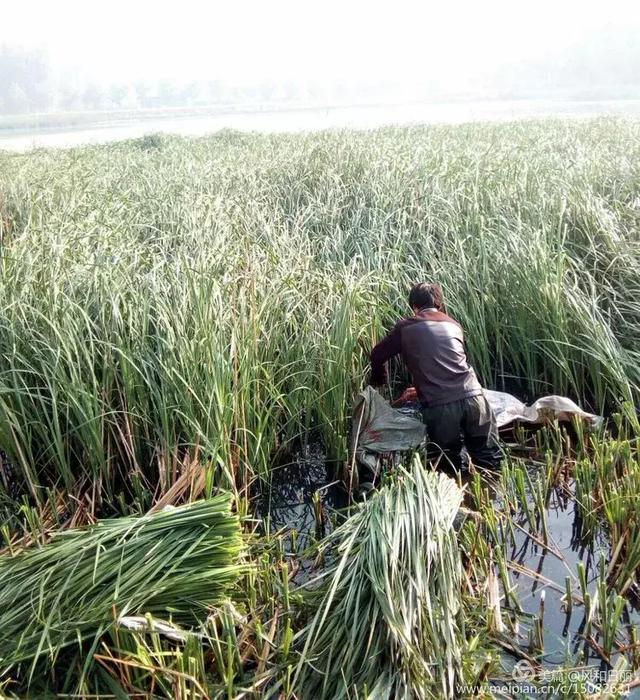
[391, 386, 418, 406]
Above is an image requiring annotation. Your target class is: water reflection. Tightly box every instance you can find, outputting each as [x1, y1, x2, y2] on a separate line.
[2, 99, 640, 151]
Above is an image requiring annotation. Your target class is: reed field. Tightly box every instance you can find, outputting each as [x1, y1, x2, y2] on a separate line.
[0, 118, 640, 697]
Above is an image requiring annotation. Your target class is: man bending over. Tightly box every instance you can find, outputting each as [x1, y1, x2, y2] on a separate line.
[369, 283, 501, 469]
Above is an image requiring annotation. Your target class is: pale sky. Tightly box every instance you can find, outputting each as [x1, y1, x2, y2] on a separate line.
[2, 0, 639, 85]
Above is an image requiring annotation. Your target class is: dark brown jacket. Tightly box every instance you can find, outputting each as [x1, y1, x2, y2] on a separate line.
[370, 307, 482, 407]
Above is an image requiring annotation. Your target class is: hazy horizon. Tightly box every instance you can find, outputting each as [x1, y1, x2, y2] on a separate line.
[1, 0, 640, 116]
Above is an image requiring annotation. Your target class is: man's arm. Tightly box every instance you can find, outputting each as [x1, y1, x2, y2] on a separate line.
[369, 322, 402, 386]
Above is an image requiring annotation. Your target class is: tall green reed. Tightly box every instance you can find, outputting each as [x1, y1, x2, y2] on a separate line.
[0, 119, 638, 506]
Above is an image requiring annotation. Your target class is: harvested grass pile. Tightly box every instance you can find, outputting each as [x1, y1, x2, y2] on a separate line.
[0, 495, 244, 685]
[294, 459, 472, 699]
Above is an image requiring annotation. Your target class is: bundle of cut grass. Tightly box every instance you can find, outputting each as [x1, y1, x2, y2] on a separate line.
[294, 459, 471, 699]
[0, 495, 245, 684]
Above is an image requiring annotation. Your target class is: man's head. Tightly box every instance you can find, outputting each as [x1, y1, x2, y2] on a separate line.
[408, 283, 444, 313]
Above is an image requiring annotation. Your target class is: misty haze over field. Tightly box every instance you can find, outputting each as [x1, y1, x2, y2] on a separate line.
[1, 0, 639, 118]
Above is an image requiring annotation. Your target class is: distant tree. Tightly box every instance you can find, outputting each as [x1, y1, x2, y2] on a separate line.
[134, 80, 153, 108]
[0, 45, 53, 113]
[178, 81, 203, 106]
[82, 84, 105, 110]
[30, 79, 54, 111]
[6, 83, 30, 113]
[120, 85, 140, 110]
[60, 86, 82, 111]
[108, 83, 127, 109]
[282, 80, 299, 102]
[258, 81, 276, 103]
[158, 80, 177, 107]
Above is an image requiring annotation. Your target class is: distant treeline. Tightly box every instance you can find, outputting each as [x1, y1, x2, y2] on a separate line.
[0, 45, 399, 115]
[2, 28, 640, 116]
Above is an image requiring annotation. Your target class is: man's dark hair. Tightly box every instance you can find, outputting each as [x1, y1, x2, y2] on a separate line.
[408, 283, 444, 311]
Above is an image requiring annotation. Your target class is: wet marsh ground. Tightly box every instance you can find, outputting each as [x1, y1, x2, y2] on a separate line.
[255, 412, 640, 697]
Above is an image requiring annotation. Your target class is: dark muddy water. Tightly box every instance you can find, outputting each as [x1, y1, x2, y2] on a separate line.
[507, 487, 640, 669]
[255, 442, 347, 577]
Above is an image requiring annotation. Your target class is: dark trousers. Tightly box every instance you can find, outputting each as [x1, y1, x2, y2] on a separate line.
[421, 394, 502, 469]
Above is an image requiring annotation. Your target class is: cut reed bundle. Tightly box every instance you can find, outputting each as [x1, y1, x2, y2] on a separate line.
[0, 495, 245, 684]
[294, 458, 471, 699]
